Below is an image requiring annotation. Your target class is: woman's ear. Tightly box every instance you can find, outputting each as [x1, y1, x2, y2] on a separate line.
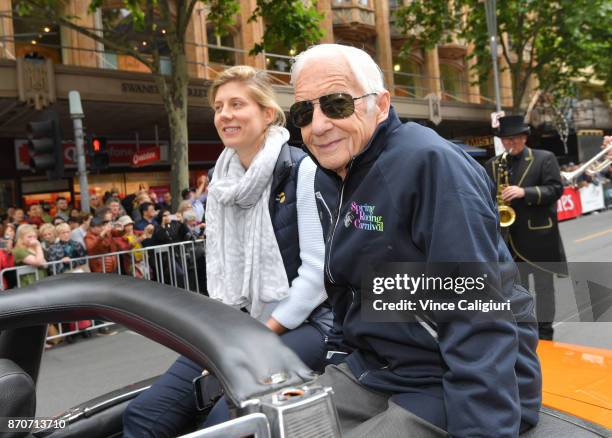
[263, 106, 276, 126]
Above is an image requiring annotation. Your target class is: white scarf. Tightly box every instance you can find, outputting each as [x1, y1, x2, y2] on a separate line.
[206, 126, 290, 319]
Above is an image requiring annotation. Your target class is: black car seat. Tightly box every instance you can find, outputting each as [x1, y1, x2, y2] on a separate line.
[0, 358, 36, 438]
[521, 407, 610, 437]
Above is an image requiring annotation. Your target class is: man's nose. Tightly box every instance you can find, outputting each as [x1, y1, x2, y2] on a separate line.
[310, 104, 332, 136]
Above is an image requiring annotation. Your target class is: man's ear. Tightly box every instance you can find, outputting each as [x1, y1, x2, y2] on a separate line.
[375, 90, 391, 123]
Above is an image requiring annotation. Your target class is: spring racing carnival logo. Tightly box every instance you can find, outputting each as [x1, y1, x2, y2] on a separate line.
[347, 202, 384, 232]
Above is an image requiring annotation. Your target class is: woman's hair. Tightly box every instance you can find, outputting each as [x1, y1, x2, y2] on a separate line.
[208, 65, 286, 127]
[15, 224, 37, 249]
[38, 223, 56, 240]
[182, 210, 197, 222]
[177, 200, 193, 215]
[55, 223, 71, 235]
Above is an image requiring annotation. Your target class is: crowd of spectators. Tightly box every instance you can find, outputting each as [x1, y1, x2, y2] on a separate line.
[0, 177, 209, 346]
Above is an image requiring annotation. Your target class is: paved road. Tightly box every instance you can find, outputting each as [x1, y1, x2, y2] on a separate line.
[553, 208, 612, 349]
[36, 209, 612, 417]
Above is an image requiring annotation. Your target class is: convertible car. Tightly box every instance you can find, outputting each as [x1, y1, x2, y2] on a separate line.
[0, 274, 610, 438]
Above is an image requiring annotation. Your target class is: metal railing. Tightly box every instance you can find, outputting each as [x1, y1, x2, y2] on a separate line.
[1, 239, 206, 341]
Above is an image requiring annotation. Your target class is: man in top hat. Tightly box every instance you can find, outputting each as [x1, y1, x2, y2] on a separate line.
[485, 115, 566, 340]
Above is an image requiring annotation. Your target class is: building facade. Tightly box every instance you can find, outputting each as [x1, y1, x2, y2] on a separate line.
[0, 0, 609, 208]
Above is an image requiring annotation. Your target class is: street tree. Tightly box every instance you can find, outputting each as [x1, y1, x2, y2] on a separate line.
[15, 0, 323, 208]
[394, 0, 612, 113]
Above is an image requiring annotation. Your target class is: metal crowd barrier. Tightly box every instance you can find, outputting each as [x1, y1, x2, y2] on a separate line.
[0, 239, 206, 342]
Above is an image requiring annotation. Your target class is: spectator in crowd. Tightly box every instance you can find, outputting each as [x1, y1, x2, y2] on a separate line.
[175, 200, 194, 222]
[0, 230, 14, 289]
[84, 216, 118, 274]
[12, 223, 60, 346]
[106, 197, 125, 221]
[6, 206, 16, 222]
[38, 223, 57, 257]
[131, 192, 152, 223]
[148, 190, 159, 205]
[125, 65, 330, 437]
[54, 197, 71, 221]
[67, 216, 80, 230]
[96, 207, 113, 224]
[70, 208, 81, 219]
[192, 175, 208, 222]
[12, 208, 26, 225]
[151, 210, 182, 244]
[4, 223, 16, 244]
[134, 202, 158, 231]
[89, 193, 103, 214]
[26, 204, 45, 226]
[51, 216, 66, 226]
[47, 223, 88, 274]
[70, 213, 92, 247]
[12, 224, 46, 287]
[158, 192, 172, 211]
[181, 210, 204, 240]
[116, 215, 146, 277]
[180, 187, 194, 201]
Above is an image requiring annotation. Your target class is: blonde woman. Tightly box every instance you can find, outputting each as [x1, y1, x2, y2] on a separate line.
[38, 223, 56, 256]
[47, 223, 87, 274]
[12, 224, 46, 287]
[124, 66, 335, 437]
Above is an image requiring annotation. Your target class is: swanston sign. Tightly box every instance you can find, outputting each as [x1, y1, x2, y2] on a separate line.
[121, 82, 207, 99]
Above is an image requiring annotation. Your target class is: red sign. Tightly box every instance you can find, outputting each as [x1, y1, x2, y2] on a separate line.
[15, 140, 167, 170]
[557, 187, 582, 221]
[132, 146, 161, 167]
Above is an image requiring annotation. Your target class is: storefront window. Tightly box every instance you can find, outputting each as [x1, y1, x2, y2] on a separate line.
[11, 0, 62, 63]
[207, 26, 237, 67]
[101, 7, 170, 73]
[440, 63, 467, 102]
[393, 57, 424, 98]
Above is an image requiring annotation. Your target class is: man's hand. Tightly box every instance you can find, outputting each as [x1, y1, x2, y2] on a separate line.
[265, 317, 287, 335]
[101, 223, 112, 237]
[501, 185, 525, 202]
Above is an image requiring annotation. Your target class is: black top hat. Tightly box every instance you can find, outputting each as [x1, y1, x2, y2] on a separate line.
[497, 115, 530, 137]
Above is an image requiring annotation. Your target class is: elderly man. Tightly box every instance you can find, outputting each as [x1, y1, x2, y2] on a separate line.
[289, 44, 541, 437]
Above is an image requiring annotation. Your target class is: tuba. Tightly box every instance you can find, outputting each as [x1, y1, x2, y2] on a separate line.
[496, 152, 517, 228]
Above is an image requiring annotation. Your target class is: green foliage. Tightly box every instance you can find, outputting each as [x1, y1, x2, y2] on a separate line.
[393, 0, 611, 110]
[249, 0, 324, 55]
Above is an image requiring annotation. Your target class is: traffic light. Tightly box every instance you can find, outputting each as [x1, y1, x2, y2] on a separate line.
[87, 134, 109, 170]
[27, 113, 64, 179]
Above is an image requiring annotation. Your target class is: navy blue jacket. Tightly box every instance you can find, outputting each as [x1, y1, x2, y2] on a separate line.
[268, 143, 305, 281]
[312, 108, 541, 437]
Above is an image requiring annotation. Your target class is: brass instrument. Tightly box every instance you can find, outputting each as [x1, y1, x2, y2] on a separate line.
[496, 152, 517, 228]
[561, 143, 612, 184]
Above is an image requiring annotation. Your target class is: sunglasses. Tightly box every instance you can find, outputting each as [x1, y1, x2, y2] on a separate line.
[289, 93, 377, 128]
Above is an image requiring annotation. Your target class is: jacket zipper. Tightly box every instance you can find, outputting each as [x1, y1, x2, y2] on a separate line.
[315, 192, 334, 228]
[359, 365, 389, 382]
[325, 160, 355, 284]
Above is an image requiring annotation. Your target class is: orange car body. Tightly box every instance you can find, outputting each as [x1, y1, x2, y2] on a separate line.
[539, 340, 612, 429]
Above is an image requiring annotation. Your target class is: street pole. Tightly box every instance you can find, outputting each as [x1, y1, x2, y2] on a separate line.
[485, 0, 502, 113]
[69, 91, 90, 213]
